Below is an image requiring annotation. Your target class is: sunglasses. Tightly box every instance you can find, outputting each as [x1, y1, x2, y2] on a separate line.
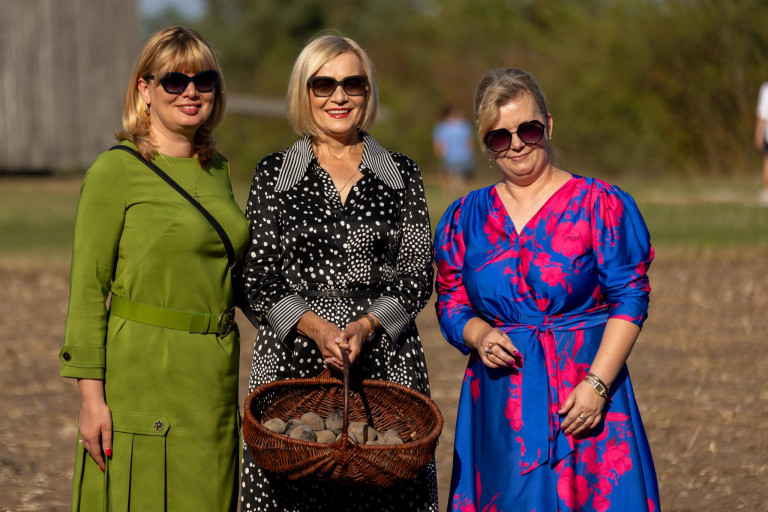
[308, 75, 368, 97]
[483, 120, 546, 152]
[145, 70, 219, 95]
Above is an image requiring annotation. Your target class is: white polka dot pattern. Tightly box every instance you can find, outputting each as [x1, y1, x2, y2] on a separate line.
[241, 134, 438, 510]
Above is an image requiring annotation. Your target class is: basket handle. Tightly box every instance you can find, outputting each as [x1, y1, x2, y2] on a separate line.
[342, 348, 350, 435]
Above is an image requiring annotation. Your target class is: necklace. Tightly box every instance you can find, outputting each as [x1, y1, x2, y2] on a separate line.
[159, 153, 202, 200]
[334, 170, 359, 194]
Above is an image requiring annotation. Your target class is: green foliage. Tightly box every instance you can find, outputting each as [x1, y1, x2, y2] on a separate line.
[144, 0, 768, 180]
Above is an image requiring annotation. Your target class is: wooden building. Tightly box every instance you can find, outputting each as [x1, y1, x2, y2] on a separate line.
[0, 0, 139, 173]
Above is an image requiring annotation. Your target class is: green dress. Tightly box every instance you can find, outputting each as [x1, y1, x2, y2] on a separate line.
[59, 141, 249, 511]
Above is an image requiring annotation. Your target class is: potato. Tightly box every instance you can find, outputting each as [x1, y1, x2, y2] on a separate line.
[349, 422, 376, 444]
[325, 410, 344, 434]
[383, 429, 404, 445]
[262, 418, 287, 434]
[289, 424, 317, 442]
[300, 412, 325, 431]
[284, 418, 304, 437]
[316, 430, 337, 444]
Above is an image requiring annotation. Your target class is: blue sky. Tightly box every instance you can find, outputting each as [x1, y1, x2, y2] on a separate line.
[139, 0, 206, 19]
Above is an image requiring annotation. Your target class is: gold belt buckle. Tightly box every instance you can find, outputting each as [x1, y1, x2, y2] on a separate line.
[217, 307, 236, 337]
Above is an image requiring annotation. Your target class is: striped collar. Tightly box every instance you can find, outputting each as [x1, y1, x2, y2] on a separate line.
[274, 132, 404, 192]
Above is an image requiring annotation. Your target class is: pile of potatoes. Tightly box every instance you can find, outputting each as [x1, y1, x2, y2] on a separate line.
[262, 410, 405, 445]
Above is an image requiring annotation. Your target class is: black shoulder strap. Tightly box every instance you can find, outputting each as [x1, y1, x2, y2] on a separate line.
[110, 145, 238, 269]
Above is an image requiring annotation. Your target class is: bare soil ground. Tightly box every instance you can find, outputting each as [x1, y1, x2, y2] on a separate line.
[1, 253, 767, 511]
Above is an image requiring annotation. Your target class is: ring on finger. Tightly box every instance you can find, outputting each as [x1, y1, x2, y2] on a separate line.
[484, 346, 493, 355]
[578, 414, 587, 422]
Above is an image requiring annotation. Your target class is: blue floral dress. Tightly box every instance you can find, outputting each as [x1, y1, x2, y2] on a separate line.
[434, 176, 660, 512]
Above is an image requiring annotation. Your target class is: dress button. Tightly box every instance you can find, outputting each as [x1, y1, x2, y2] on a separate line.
[62, 352, 71, 362]
[154, 420, 165, 431]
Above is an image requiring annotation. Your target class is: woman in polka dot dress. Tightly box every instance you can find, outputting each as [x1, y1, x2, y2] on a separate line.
[240, 35, 438, 511]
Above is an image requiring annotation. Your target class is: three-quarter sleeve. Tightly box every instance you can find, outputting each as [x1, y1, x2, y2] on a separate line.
[368, 161, 434, 344]
[60, 152, 127, 379]
[243, 155, 310, 344]
[433, 197, 477, 354]
[593, 185, 654, 328]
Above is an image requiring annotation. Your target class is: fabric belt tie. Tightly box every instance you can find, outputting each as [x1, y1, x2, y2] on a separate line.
[299, 288, 382, 299]
[501, 308, 609, 475]
[110, 295, 236, 337]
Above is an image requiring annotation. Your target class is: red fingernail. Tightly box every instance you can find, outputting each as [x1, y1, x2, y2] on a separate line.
[509, 359, 516, 365]
[513, 351, 521, 357]
[105, 448, 112, 457]
[100, 466, 105, 472]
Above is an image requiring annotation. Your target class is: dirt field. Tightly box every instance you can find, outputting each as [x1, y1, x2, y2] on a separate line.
[1, 252, 767, 511]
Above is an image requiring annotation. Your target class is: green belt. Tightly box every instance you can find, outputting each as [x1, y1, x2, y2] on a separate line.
[110, 295, 236, 337]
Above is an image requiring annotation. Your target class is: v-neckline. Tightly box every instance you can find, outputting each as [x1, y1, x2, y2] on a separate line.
[491, 174, 575, 236]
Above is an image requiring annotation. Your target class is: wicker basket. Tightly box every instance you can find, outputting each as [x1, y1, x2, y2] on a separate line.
[242, 353, 443, 488]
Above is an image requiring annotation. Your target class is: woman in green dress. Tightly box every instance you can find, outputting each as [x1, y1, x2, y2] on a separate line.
[58, 26, 249, 511]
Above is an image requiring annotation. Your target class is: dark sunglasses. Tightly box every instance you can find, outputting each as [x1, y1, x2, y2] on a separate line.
[483, 120, 546, 152]
[144, 70, 219, 95]
[308, 75, 367, 97]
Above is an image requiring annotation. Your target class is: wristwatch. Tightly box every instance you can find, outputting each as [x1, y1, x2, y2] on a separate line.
[583, 372, 609, 399]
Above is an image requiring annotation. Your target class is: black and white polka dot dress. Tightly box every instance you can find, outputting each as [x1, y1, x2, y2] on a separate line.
[241, 133, 438, 511]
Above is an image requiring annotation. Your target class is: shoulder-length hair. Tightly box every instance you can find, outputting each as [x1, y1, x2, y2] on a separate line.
[116, 26, 226, 167]
[473, 68, 549, 152]
[285, 35, 378, 137]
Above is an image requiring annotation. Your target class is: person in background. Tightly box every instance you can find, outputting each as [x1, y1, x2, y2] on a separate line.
[754, 81, 768, 205]
[240, 34, 437, 511]
[432, 104, 475, 195]
[59, 26, 248, 511]
[433, 67, 660, 511]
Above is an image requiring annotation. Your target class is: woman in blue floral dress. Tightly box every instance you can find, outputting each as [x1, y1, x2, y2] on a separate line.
[434, 68, 660, 511]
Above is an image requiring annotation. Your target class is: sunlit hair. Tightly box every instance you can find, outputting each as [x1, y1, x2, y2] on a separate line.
[473, 68, 549, 153]
[285, 35, 378, 137]
[116, 26, 226, 167]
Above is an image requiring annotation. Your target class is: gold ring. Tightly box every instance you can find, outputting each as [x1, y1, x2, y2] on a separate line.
[578, 414, 587, 422]
[485, 346, 493, 355]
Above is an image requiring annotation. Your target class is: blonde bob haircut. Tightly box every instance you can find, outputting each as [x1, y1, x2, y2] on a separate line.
[116, 26, 226, 167]
[286, 35, 378, 137]
[473, 68, 549, 153]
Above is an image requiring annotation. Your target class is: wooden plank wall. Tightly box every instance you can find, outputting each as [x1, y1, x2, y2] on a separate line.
[0, 0, 139, 173]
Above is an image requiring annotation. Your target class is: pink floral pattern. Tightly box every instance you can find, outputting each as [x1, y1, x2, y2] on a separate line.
[435, 176, 660, 511]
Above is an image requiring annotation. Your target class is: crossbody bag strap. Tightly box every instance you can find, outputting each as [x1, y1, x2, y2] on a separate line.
[109, 145, 239, 269]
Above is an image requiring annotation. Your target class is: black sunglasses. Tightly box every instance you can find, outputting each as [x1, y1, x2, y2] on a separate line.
[308, 75, 368, 97]
[483, 120, 546, 152]
[144, 70, 219, 95]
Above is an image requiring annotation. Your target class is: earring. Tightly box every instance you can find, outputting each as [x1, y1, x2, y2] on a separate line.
[488, 154, 495, 168]
[144, 103, 151, 116]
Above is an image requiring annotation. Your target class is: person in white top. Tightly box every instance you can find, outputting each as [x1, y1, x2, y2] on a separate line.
[753, 82, 768, 204]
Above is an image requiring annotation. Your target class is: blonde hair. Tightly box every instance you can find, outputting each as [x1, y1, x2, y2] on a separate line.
[116, 26, 226, 166]
[285, 35, 378, 137]
[473, 68, 549, 152]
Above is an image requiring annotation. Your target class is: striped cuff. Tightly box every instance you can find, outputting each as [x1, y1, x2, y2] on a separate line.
[266, 294, 311, 343]
[368, 296, 411, 346]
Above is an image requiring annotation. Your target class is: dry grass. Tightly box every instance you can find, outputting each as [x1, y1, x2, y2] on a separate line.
[2, 175, 768, 510]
